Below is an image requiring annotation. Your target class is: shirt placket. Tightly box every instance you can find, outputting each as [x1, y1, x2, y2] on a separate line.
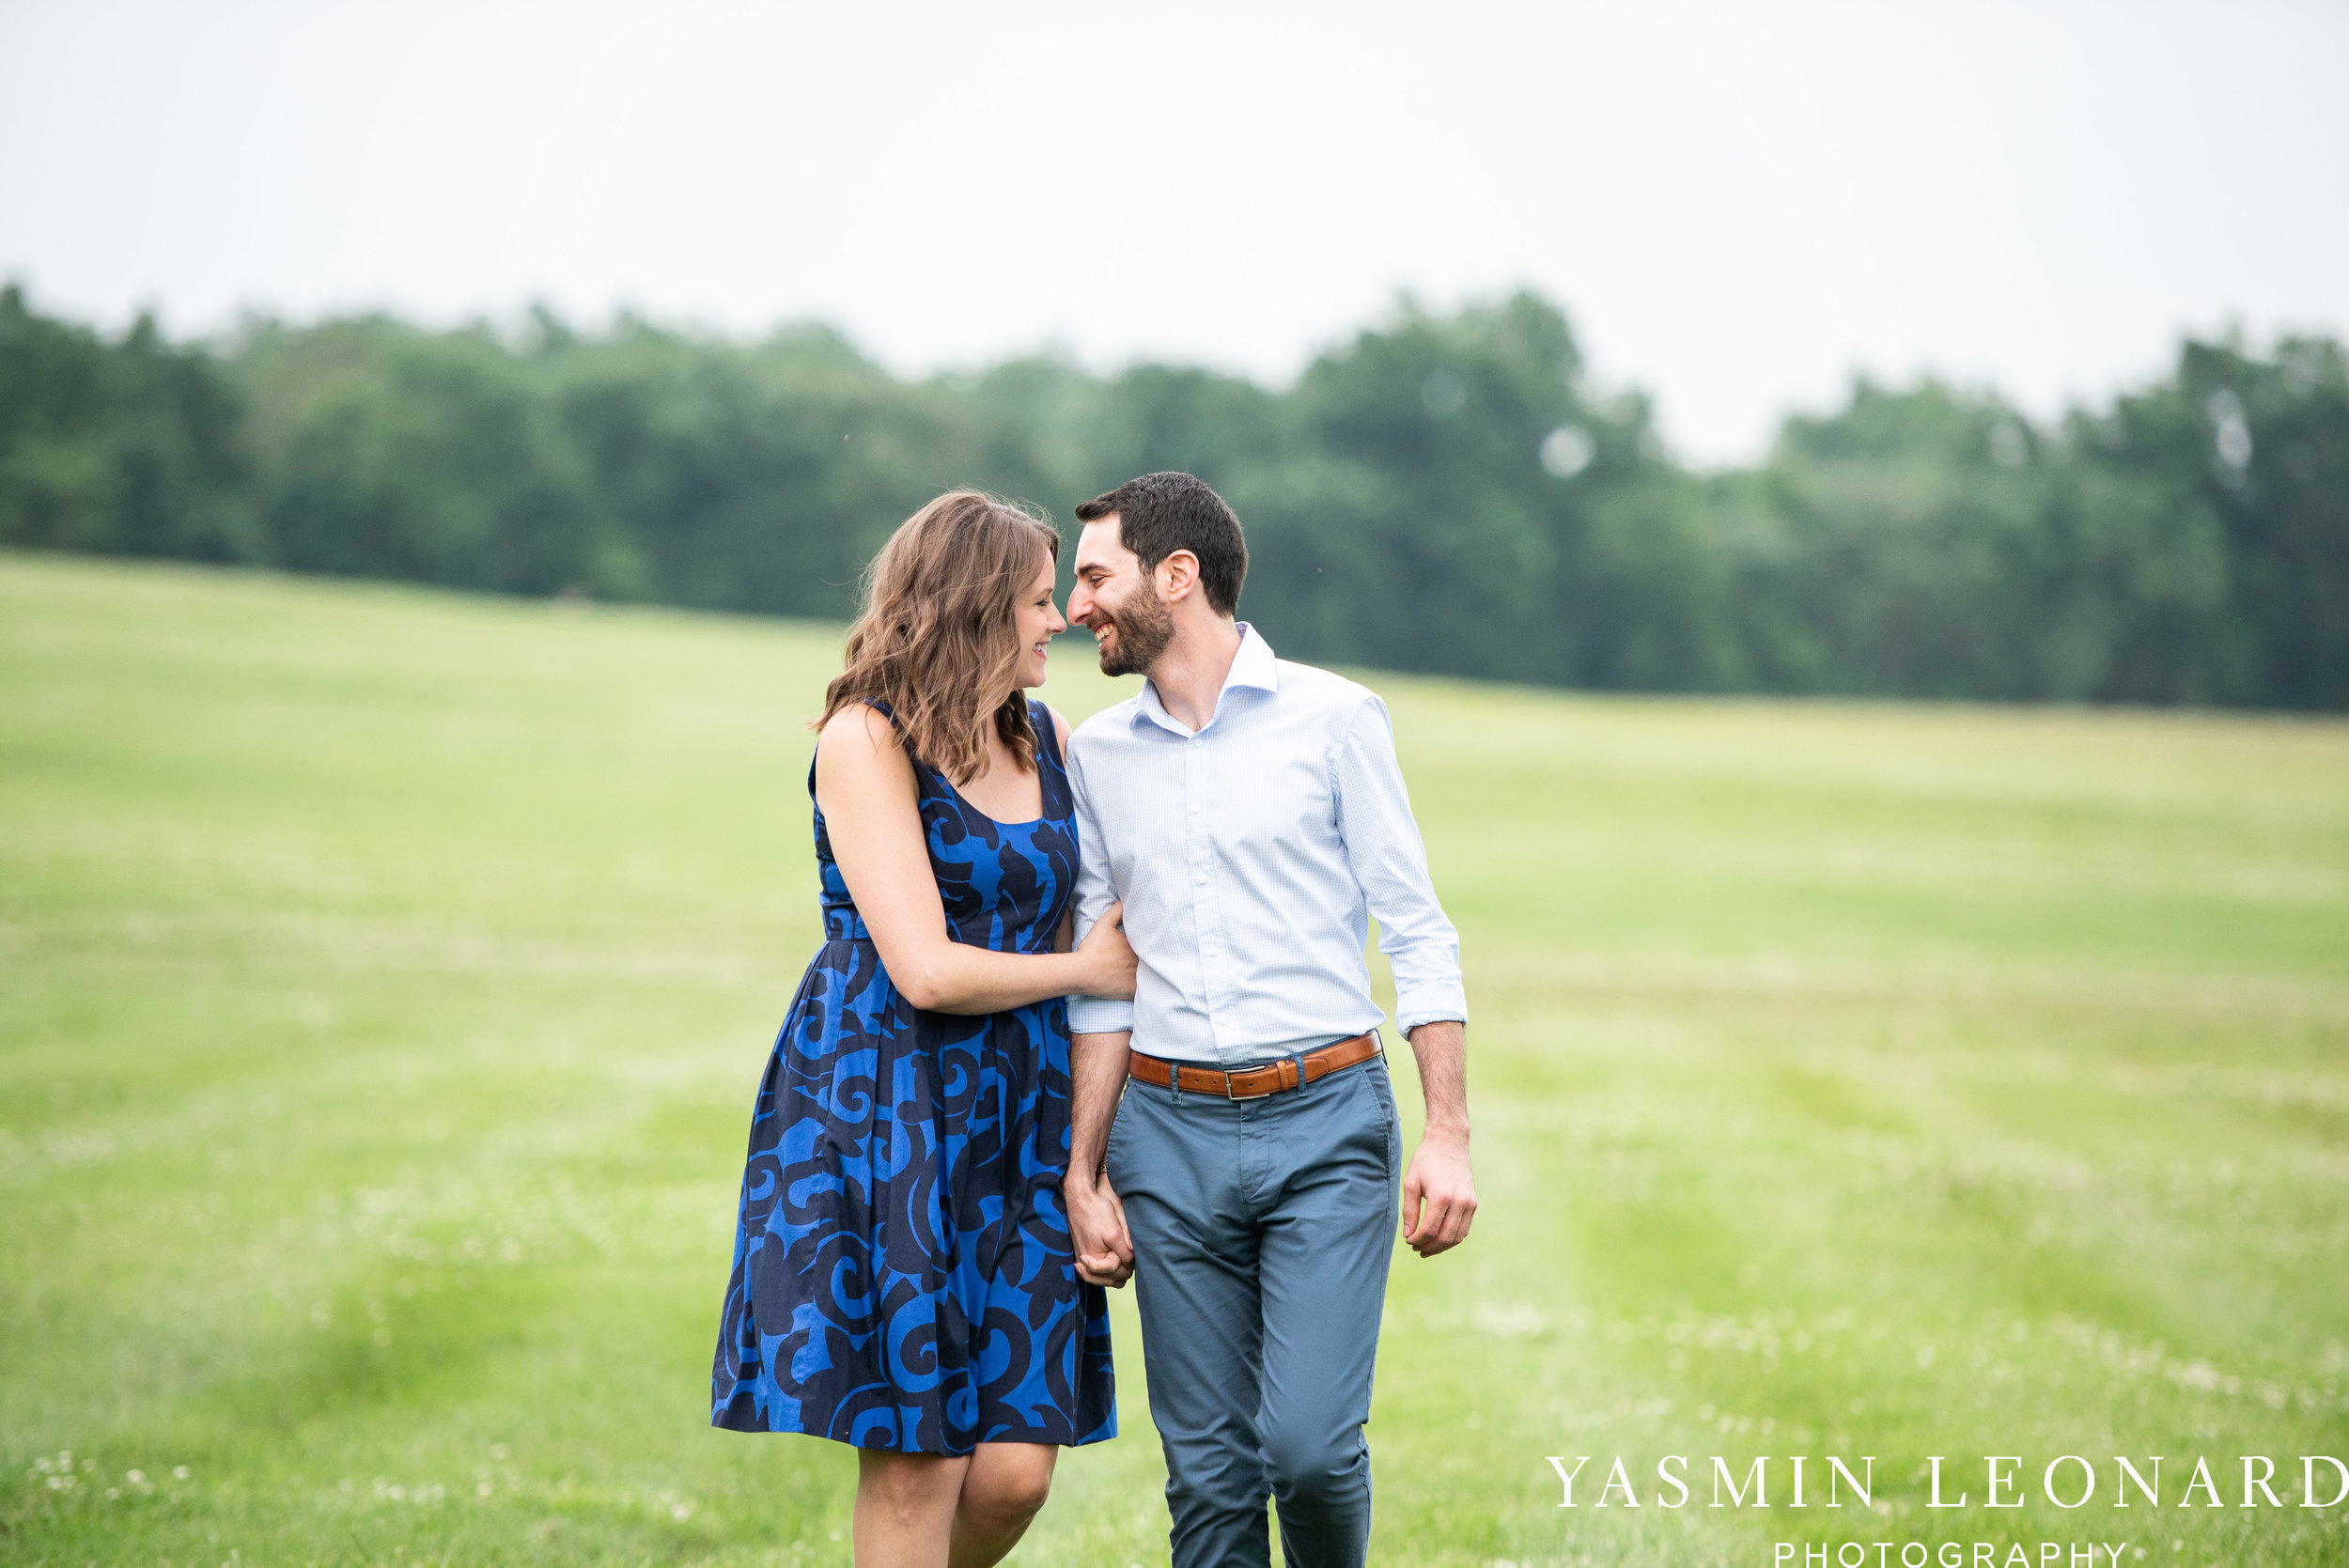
[1183, 729, 1237, 1065]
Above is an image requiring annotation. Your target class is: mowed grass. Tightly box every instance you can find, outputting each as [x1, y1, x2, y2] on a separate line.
[2, 551, 2345, 1568]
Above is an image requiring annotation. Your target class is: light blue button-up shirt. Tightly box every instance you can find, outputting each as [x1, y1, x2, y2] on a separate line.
[1066, 623, 1466, 1064]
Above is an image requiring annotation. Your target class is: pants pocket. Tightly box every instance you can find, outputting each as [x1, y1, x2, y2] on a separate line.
[1104, 1089, 1132, 1187]
[1363, 1060, 1402, 1182]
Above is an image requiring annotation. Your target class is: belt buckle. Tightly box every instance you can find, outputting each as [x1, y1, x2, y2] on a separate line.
[1223, 1063, 1283, 1100]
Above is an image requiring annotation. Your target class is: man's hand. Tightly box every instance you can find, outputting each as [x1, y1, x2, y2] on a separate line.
[1400, 1127, 1476, 1257]
[1066, 1175, 1135, 1287]
[1400, 1018, 1475, 1258]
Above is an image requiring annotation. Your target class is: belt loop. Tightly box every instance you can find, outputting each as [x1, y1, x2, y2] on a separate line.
[1293, 1048, 1310, 1095]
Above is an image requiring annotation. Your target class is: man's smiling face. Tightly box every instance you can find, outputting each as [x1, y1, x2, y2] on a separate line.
[1069, 514, 1174, 677]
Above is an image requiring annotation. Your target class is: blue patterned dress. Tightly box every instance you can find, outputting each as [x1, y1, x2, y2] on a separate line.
[711, 699, 1116, 1452]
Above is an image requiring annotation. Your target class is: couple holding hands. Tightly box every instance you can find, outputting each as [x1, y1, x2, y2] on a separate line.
[711, 473, 1475, 1568]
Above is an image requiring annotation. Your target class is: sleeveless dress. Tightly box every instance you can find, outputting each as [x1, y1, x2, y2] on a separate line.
[710, 699, 1117, 1453]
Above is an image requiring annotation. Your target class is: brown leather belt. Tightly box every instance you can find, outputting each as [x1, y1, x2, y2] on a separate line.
[1127, 1032, 1381, 1100]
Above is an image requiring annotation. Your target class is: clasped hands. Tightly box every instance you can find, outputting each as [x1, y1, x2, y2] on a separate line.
[1066, 1175, 1134, 1288]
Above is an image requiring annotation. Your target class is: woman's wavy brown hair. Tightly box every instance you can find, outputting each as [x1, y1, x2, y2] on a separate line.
[818, 491, 1063, 784]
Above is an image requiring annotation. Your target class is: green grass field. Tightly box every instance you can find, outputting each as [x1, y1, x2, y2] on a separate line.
[3, 551, 2344, 1568]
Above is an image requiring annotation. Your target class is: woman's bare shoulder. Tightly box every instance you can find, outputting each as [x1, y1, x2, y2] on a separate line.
[815, 703, 913, 783]
[1043, 704, 1072, 753]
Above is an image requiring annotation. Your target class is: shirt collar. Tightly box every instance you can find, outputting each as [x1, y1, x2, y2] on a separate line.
[1133, 621, 1279, 736]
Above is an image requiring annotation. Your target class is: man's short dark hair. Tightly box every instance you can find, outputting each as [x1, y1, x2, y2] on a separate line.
[1074, 472, 1248, 615]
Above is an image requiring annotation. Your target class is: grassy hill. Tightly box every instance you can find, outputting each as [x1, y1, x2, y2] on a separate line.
[3, 552, 2343, 1567]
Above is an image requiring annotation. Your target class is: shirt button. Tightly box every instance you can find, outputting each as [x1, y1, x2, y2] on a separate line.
[1188, 803, 1201, 814]
[1194, 874, 1207, 885]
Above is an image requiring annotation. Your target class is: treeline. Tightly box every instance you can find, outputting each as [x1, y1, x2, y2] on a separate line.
[4, 284, 2343, 707]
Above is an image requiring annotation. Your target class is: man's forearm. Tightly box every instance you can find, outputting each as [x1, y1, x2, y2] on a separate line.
[1067, 1029, 1133, 1188]
[1404, 1018, 1469, 1138]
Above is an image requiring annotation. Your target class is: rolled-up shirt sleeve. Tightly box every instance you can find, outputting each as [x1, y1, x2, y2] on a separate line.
[1066, 739, 1137, 1036]
[1332, 695, 1467, 1033]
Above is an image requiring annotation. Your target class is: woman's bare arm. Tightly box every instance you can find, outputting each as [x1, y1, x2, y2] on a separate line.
[817, 705, 1132, 1014]
[1049, 707, 1077, 955]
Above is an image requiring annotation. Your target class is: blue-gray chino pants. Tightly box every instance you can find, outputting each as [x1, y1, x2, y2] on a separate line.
[1106, 1049, 1403, 1568]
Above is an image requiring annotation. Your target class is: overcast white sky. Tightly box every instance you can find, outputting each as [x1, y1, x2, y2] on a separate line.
[3, 0, 2344, 464]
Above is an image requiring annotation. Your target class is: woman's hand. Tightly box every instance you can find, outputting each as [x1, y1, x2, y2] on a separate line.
[1077, 902, 1138, 1000]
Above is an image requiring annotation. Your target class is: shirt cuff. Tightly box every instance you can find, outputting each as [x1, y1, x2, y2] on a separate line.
[1394, 981, 1469, 1035]
[1067, 996, 1137, 1035]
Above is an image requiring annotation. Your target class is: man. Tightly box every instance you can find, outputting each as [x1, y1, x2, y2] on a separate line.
[1060, 472, 1475, 1568]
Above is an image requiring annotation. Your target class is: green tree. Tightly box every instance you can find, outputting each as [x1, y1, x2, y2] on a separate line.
[5, 284, 2341, 709]
[0, 287, 256, 560]
[237, 317, 629, 596]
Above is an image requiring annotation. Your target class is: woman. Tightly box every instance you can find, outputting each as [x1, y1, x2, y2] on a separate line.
[712, 491, 1134, 1566]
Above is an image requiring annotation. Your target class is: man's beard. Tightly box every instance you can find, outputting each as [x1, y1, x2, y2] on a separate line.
[1093, 589, 1174, 677]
